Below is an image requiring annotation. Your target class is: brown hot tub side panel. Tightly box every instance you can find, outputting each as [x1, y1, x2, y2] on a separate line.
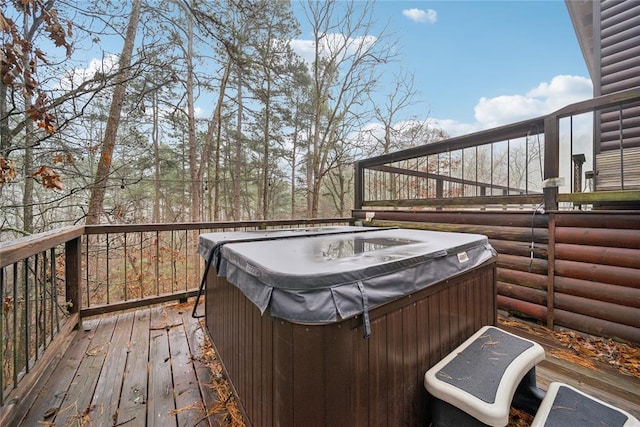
[205, 262, 496, 427]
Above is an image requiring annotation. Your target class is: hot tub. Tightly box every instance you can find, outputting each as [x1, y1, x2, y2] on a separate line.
[198, 226, 497, 426]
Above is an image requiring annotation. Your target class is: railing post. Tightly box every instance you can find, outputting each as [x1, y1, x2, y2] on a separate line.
[435, 178, 444, 211]
[543, 115, 559, 210]
[65, 236, 81, 319]
[572, 153, 586, 193]
[354, 161, 363, 210]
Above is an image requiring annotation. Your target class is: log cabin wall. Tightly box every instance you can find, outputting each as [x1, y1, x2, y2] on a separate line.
[352, 209, 640, 345]
[595, 0, 640, 152]
[567, 0, 640, 153]
[552, 212, 639, 342]
[567, 0, 640, 190]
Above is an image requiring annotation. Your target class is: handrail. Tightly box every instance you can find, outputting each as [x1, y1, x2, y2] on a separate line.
[83, 217, 354, 234]
[357, 87, 640, 169]
[0, 225, 84, 268]
[354, 86, 640, 210]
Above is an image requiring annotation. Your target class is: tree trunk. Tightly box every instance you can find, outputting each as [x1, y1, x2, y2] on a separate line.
[86, 0, 141, 225]
[0, 82, 8, 156]
[290, 116, 299, 218]
[233, 73, 243, 220]
[311, 177, 321, 218]
[261, 80, 271, 220]
[211, 59, 231, 221]
[185, 8, 200, 222]
[22, 124, 34, 234]
[152, 82, 160, 222]
[306, 123, 314, 218]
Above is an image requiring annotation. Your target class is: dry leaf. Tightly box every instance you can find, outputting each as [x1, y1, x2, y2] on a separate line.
[32, 165, 64, 190]
[0, 156, 17, 184]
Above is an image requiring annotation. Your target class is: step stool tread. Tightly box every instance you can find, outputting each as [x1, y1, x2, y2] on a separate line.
[531, 382, 640, 427]
[435, 327, 535, 403]
[425, 325, 545, 426]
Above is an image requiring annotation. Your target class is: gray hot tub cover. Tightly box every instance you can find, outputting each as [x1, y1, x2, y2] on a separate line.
[198, 227, 496, 324]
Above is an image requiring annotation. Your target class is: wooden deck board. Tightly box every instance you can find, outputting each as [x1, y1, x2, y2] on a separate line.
[500, 321, 640, 419]
[182, 308, 226, 427]
[18, 318, 97, 426]
[167, 309, 207, 426]
[16, 304, 229, 427]
[13, 301, 639, 426]
[90, 312, 134, 426]
[117, 308, 151, 426]
[55, 315, 117, 426]
[147, 308, 178, 427]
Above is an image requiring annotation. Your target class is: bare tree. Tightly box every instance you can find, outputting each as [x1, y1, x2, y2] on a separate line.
[210, 59, 231, 221]
[369, 69, 423, 155]
[86, 0, 142, 224]
[184, 4, 200, 221]
[304, 0, 397, 217]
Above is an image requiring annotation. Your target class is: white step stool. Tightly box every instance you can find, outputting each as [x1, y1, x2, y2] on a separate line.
[532, 382, 640, 427]
[424, 325, 545, 426]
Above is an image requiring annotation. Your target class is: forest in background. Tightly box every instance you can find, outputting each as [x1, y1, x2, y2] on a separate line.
[0, 0, 447, 241]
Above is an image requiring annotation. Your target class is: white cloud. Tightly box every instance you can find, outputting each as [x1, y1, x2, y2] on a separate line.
[402, 8, 437, 24]
[474, 95, 544, 129]
[431, 119, 482, 138]
[526, 74, 593, 110]
[290, 39, 315, 64]
[410, 75, 593, 138]
[471, 75, 592, 131]
[61, 54, 119, 91]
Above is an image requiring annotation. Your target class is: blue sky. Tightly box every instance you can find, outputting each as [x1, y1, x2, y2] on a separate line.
[66, 1, 593, 140]
[292, 0, 593, 137]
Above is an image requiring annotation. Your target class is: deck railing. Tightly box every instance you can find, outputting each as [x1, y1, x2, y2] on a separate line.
[0, 218, 353, 421]
[0, 226, 82, 408]
[354, 87, 640, 211]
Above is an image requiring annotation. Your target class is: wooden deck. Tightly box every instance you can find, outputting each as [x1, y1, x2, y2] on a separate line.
[501, 316, 640, 420]
[14, 302, 240, 427]
[11, 302, 639, 427]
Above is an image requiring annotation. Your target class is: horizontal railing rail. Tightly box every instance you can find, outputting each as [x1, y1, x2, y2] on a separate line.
[355, 87, 640, 211]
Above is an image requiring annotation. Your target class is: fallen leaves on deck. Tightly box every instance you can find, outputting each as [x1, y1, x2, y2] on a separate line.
[85, 341, 110, 357]
[502, 315, 639, 426]
[553, 330, 640, 377]
[198, 319, 246, 426]
[500, 315, 640, 379]
[508, 408, 534, 426]
[169, 400, 203, 415]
